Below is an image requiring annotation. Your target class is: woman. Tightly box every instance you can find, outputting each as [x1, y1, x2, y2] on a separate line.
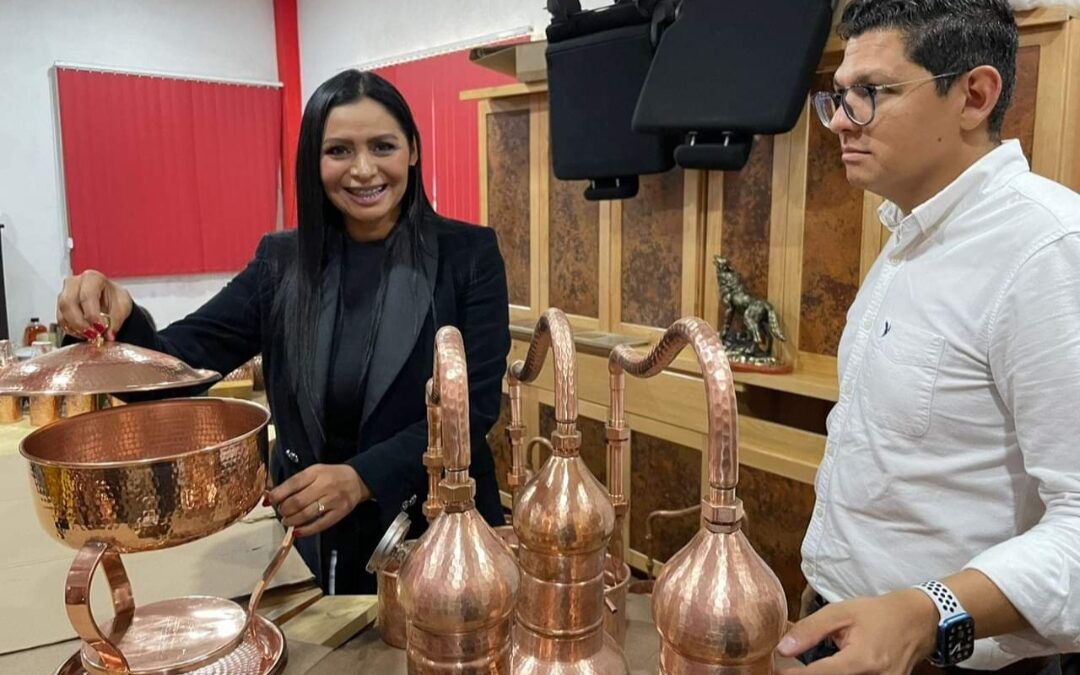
[56, 70, 510, 594]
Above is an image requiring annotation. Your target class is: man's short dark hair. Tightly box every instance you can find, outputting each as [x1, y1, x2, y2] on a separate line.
[839, 0, 1018, 138]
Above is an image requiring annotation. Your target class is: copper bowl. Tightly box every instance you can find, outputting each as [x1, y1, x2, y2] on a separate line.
[20, 397, 270, 553]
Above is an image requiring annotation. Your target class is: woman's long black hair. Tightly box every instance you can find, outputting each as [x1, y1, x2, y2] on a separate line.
[273, 70, 435, 434]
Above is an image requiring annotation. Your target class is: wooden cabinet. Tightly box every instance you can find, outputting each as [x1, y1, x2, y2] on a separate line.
[468, 9, 1080, 616]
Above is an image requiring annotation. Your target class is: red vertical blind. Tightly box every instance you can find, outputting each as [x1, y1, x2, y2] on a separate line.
[273, 0, 302, 229]
[56, 68, 281, 277]
[376, 49, 517, 224]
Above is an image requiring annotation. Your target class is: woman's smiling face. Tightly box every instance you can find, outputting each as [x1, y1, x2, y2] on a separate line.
[320, 97, 416, 241]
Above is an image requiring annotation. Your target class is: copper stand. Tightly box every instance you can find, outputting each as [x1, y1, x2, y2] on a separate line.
[609, 317, 787, 674]
[61, 527, 294, 674]
[507, 309, 629, 674]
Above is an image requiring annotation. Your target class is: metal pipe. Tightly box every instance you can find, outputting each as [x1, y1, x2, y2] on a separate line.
[422, 381, 444, 522]
[608, 317, 787, 674]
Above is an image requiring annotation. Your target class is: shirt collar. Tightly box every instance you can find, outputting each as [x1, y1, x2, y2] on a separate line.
[878, 139, 1030, 251]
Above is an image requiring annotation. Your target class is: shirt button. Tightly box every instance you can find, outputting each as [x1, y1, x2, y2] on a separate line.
[862, 318, 873, 330]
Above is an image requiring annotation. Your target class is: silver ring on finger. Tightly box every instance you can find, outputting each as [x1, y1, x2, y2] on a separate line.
[316, 500, 326, 515]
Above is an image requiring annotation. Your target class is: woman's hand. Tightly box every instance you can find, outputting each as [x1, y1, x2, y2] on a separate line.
[266, 464, 371, 536]
[57, 269, 133, 340]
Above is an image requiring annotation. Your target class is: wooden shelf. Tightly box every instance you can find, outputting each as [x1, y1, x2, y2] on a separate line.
[505, 338, 827, 483]
[509, 331, 838, 402]
[461, 81, 547, 101]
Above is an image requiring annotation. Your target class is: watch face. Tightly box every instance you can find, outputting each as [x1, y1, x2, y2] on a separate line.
[933, 614, 975, 666]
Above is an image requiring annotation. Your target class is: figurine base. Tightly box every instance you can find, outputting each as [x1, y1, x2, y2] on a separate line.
[725, 353, 793, 374]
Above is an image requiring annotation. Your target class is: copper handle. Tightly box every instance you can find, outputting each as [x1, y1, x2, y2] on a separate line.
[246, 526, 296, 652]
[525, 436, 551, 475]
[644, 505, 702, 581]
[65, 540, 133, 673]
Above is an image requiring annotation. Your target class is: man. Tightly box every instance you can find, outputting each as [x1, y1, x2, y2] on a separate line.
[775, 2, 1080, 674]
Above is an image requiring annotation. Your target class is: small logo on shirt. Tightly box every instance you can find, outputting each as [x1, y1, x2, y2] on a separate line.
[882, 321, 892, 337]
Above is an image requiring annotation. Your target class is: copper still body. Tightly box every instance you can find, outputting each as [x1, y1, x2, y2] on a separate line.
[370, 327, 520, 673]
[609, 317, 787, 674]
[507, 308, 629, 674]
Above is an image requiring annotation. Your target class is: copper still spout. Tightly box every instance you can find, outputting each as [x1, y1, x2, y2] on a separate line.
[609, 317, 787, 674]
[508, 308, 629, 674]
[370, 327, 520, 673]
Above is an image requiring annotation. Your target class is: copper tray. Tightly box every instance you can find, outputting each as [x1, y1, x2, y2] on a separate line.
[55, 613, 288, 675]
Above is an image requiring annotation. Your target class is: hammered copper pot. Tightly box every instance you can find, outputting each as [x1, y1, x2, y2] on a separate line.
[20, 397, 270, 553]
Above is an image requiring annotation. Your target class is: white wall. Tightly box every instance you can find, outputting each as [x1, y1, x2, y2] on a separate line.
[0, 0, 278, 335]
[297, 0, 610, 101]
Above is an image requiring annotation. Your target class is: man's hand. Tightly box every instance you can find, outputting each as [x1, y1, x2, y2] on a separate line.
[266, 464, 371, 536]
[776, 589, 939, 674]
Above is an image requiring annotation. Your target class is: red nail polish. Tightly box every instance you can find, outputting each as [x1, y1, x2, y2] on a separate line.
[262, 497, 271, 507]
[293, 529, 304, 537]
[83, 329, 98, 340]
[93, 322, 107, 333]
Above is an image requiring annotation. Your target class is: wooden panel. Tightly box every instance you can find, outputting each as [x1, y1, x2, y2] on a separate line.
[548, 169, 600, 318]
[737, 388, 831, 436]
[486, 109, 531, 306]
[628, 431, 701, 564]
[486, 394, 514, 494]
[620, 170, 685, 328]
[1002, 45, 1041, 164]
[799, 71, 863, 356]
[721, 136, 775, 299]
[739, 465, 816, 621]
[538, 404, 607, 485]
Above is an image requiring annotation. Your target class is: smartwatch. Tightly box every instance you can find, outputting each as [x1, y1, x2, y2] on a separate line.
[914, 580, 975, 667]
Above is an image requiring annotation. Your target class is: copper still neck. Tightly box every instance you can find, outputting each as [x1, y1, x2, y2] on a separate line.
[508, 308, 629, 673]
[379, 327, 519, 673]
[609, 317, 787, 674]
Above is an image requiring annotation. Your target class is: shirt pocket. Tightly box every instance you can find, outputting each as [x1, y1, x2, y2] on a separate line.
[859, 321, 945, 437]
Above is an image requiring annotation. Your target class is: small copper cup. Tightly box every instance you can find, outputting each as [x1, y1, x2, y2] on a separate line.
[29, 395, 60, 426]
[0, 340, 21, 423]
[0, 396, 20, 423]
[64, 394, 97, 417]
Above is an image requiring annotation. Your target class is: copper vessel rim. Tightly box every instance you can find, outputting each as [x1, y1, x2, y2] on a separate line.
[19, 397, 270, 469]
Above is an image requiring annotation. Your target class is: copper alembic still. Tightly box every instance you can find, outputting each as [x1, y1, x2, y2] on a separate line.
[367, 326, 520, 673]
[505, 307, 630, 674]
[1, 333, 297, 675]
[609, 316, 788, 674]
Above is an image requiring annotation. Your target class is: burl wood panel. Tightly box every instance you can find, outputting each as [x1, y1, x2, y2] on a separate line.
[621, 170, 685, 328]
[720, 136, 775, 301]
[549, 169, 600, 318]
[1001, 45, 1040, 164]
[539, 404, 607, 485]
[800, 71, 863, 356]
[485, 394, 514, 494]
[487, 110, 531, 306]
[739, 465, 816, 621]
[628, 431, 701, 566]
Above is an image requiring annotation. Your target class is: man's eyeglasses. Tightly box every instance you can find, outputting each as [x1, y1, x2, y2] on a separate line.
[812, 71, 962, 128]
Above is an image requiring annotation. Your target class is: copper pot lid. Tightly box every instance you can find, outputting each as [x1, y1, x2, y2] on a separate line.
[0, 341, 220, 395]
